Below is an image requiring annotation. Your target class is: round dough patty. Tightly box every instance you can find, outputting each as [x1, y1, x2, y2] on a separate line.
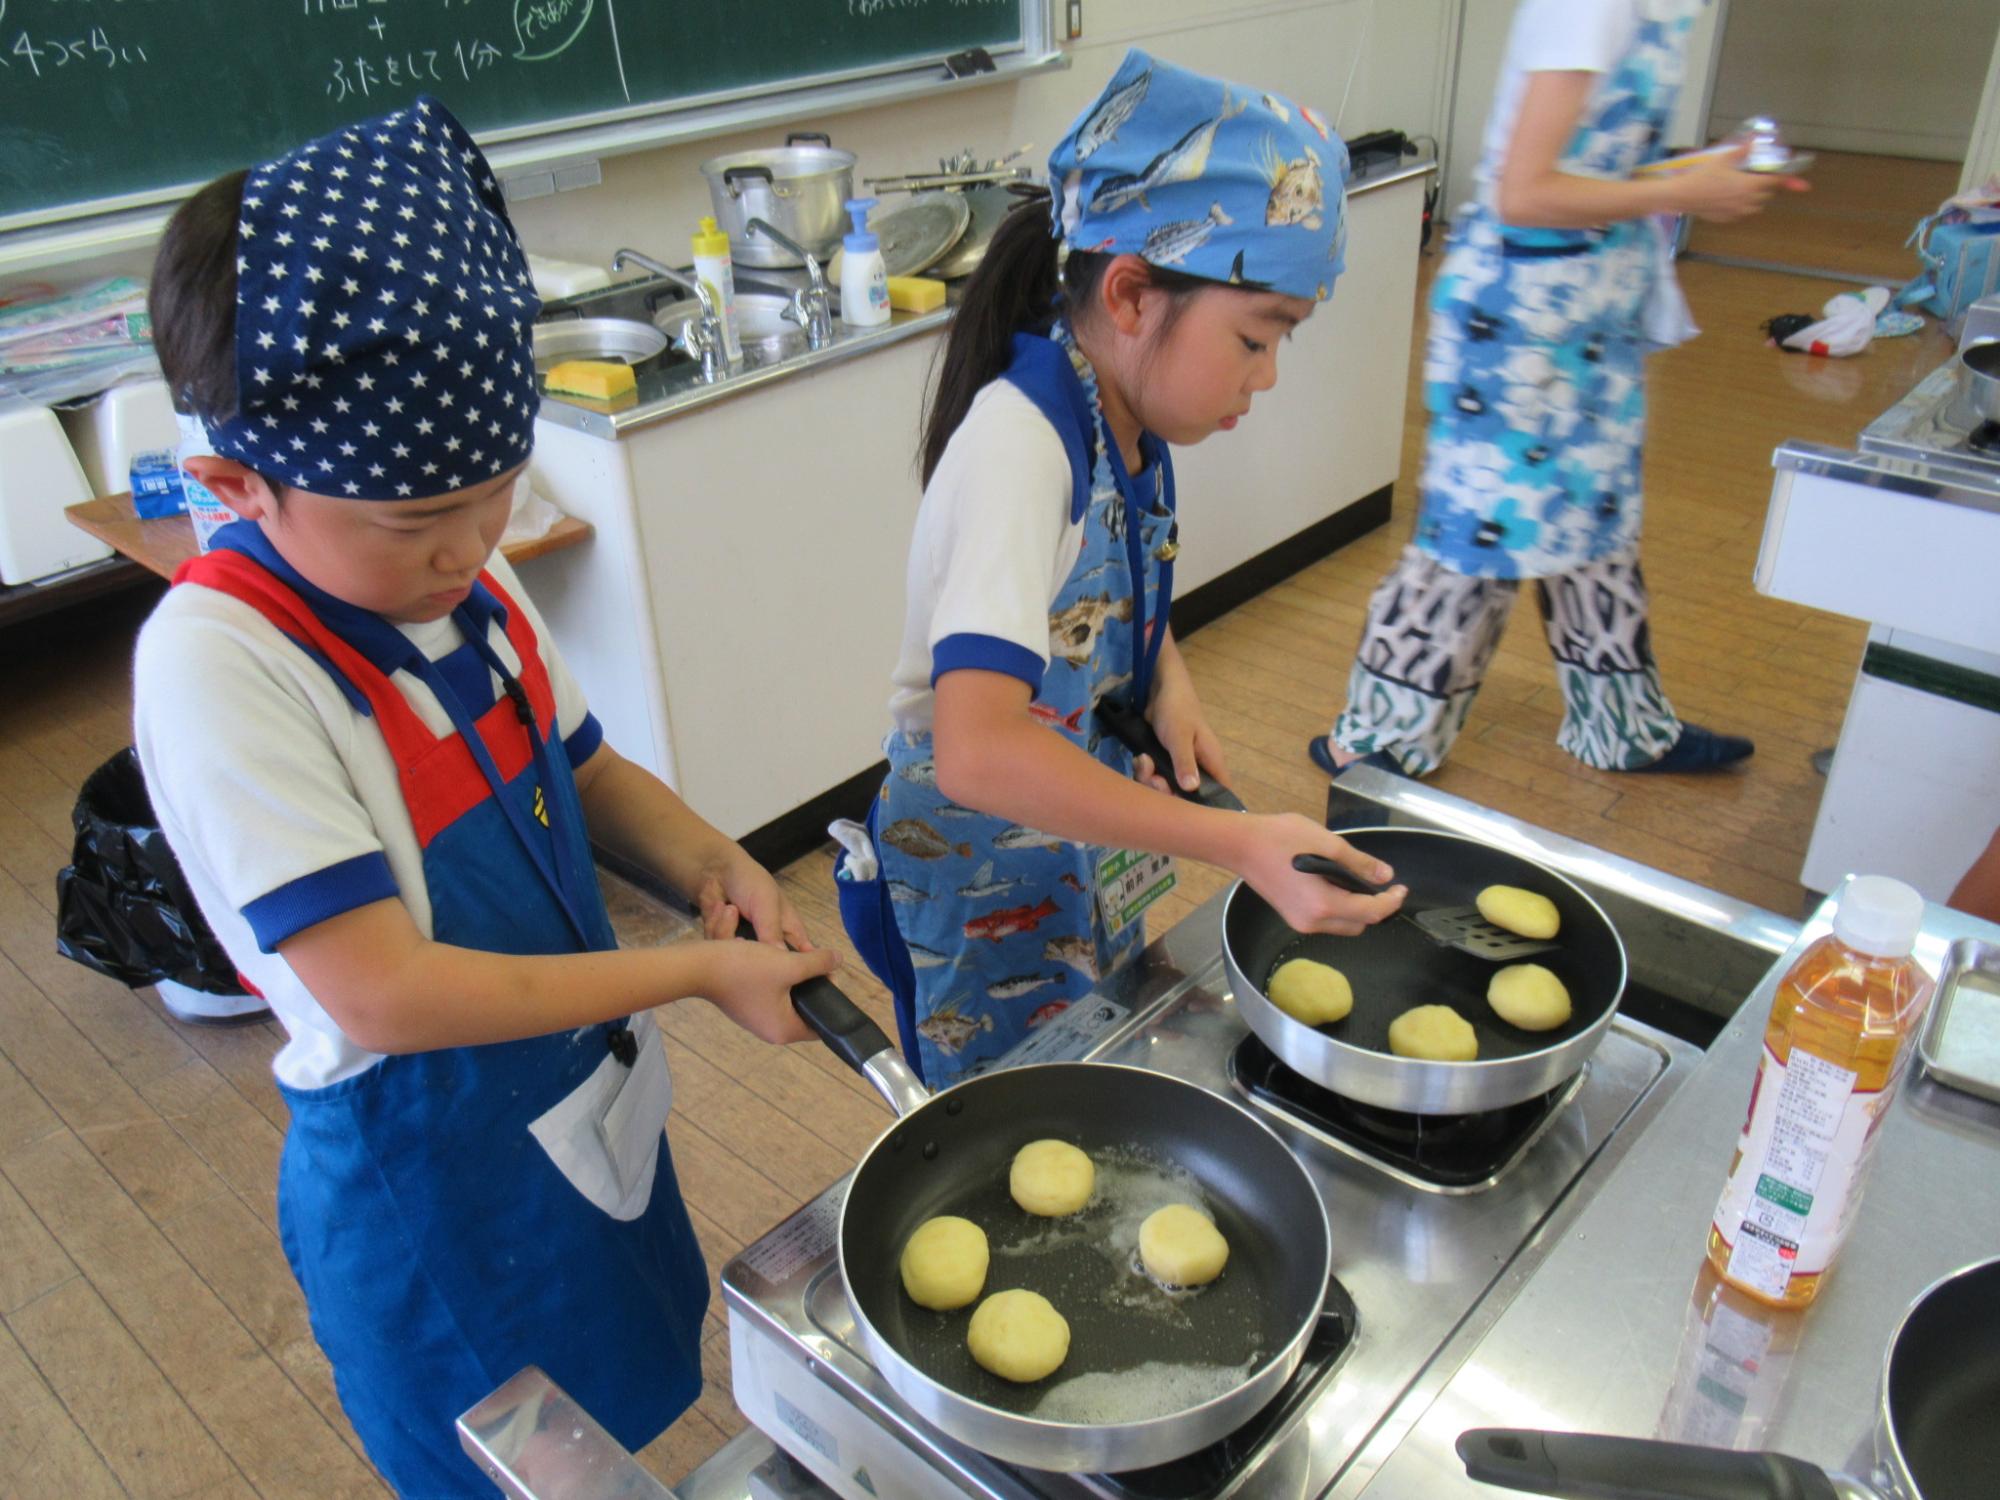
[1268, 957, 1354, 1026]
[1010, 1139, 1095, 1217]
[1139, 1204, 1230, 1288]
[967, 1289, 1070, 1382]
[1387, 1004, 1479, 1061]
[899, 1215, 989, 1311]
[1487, 962, 1573, 1032]
[1475, 884, 1560, 941]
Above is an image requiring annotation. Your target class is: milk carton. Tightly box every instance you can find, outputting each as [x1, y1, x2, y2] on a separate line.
[174, 412, 236, 552]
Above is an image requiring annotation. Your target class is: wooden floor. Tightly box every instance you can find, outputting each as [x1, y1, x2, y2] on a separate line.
[1683, 148, 1962, 281]
[0, 208, 1961, 1492]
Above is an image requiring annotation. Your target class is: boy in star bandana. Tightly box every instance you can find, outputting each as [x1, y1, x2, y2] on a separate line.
[134, 98, 837, 1494]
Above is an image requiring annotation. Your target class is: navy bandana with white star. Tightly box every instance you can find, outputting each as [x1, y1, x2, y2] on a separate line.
[208, 96, 541, 500]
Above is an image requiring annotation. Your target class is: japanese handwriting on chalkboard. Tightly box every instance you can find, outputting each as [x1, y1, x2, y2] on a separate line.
[3, 28, 147, 77]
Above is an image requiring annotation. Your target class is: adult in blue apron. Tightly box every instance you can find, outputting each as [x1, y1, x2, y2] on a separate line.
[178, 525, 706, 1497]
[843, 323, 1175, 1087]
[1329, 0, 1753, 777]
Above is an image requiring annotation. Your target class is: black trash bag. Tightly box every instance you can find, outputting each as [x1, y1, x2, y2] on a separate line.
[55, 748, 241, 994]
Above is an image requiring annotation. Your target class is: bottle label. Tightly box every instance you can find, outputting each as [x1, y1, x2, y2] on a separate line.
[1712, 1043, 1892, 1298]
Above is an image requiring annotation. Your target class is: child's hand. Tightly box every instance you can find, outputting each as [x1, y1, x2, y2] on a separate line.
[1670, 145, 1807, 222]
[1235, 815, 1405, 934]
[696, 857, 812, 951]
[1134, 674, 1231, 796]
[698, 940, 838, 1045]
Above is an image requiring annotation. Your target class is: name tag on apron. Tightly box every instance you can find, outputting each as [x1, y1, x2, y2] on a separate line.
[1095, 847, 1176, 941]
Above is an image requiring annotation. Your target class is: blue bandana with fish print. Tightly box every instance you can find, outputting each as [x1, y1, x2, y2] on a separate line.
[1048, 50, 1350, 303]
[204, 96, 539, 500]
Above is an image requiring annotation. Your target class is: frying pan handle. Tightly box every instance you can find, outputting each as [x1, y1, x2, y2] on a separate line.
[1456, 1429, 1847, 1500]
[790, 974, 931, 1117]
[1291, 852, 1390, 898]
[1094, 697, 1247, 812]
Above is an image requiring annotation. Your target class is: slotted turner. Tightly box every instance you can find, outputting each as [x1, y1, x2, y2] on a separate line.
[1290, 854, 1559, 962]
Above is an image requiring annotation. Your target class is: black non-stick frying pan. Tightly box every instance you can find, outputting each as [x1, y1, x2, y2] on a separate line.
[1225, 827, 1629, 1114]
[789, 978, 1334, 1473]
[1458, 1254, 2000, 1500]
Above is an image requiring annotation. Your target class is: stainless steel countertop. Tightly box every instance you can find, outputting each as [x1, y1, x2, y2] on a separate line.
[1354, 895, 2000, 1497]
[534, 157, 1437, 441]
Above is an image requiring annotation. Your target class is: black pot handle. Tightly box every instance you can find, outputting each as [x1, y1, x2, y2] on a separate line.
[1094, 697, 1246, 812]
[785, 130, 833, 147]
[790, 974, 895, 1075]
[722, 164, 775, 195]
[1456, 1429, 1845, 1500]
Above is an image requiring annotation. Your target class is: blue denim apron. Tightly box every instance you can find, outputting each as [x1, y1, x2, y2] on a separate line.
[178, 531, 706, 1496]
[1417, 0, 1699, 580]
[840, 328, 1176, 1086]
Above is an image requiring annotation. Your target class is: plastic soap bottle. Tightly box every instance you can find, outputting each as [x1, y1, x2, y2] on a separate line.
[691, 215, 742, 365]
[1706, 875, 1933, 1308]
[839, 197, 889, 328]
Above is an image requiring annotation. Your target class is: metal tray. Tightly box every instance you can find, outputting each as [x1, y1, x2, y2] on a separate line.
[1917, 937, 2000, 1105]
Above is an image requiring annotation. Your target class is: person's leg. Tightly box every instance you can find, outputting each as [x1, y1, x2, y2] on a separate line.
[1321, 546, 1518, 777]
[1949, 825, 2000, 924]
[1536, 555, 1751, 771]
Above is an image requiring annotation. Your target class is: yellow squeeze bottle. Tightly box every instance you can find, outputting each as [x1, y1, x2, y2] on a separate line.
[1706, 876, 1932, 1308]
[691, 215, 742, 364]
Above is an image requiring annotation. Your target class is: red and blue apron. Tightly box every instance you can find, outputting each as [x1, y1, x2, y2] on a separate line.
[176, 529, 706, 1496]
[837, 327, 1176, 1086]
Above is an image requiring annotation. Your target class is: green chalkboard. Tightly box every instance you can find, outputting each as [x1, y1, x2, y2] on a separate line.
[0, 0, 1028, 230]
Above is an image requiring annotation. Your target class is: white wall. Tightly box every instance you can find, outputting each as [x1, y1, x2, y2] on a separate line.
[503, 0, 1456, 269]
[1708, 0, 1999, 161]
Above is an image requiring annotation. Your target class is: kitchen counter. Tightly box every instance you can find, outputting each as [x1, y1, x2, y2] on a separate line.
[1354, 895, 2000, 1497]
[532, 156, 1438, 442]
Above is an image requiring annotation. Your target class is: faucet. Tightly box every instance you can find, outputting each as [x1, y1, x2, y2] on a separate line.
[609, 248, 727, 383]
[744, 218, 835, 350]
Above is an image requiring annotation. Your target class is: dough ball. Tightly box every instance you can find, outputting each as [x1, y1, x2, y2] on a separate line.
[1268, 958, 1354, 1026]
[1475, 884, 1560, 940]
[967, 1289, 1070, 1382]
[1487, 963, 1573, 1032]
[1139, 1204, 1230, 1288]
[1010, 1139, 1095, 1217]
[899, 1216, 989, 1311]
[1387, 1004, 1479, 1061]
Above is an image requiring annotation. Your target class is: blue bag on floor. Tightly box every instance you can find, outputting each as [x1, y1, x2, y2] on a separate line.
[1896, 209, 2000, 334]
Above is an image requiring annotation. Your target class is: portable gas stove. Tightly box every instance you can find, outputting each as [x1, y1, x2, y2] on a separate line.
[1858, 293, 2000, 486]
[685, 773, 1797, 1500]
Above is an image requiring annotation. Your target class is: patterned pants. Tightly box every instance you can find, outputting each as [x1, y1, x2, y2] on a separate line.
[1331, 547, 1682, 775]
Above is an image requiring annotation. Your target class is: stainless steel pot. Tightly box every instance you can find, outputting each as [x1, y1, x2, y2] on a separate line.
[699, 132, 855, 269]
[1953, 339, 2000, 429]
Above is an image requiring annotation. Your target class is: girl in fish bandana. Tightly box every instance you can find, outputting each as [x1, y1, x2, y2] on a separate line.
[835, 51, 1405, 1087]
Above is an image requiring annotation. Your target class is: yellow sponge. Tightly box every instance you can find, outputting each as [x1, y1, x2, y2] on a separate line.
[545, 359, 637, 400]
[886, 276, 947, 313]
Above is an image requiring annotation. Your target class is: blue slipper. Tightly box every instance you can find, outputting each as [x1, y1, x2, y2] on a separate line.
[1307, 736, 1411, 780]
[1627, 724, 1754, 773]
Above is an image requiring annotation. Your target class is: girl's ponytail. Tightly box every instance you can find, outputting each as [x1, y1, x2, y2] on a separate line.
[920, 190, 1062, 487]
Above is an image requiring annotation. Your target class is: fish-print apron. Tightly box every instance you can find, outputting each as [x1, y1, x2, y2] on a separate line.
[1333, 0, 1696, 773]
[852, 325, 1176, 1087]
[176, 532, 707, 1496]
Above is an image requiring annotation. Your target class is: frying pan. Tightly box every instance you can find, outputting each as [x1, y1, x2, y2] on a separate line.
[1093, 707, 1630, 1114]
[789, 978, 1335, 1473]
[1457, 1254, 2000, 1500]
[1223, 829, 1629, 1114]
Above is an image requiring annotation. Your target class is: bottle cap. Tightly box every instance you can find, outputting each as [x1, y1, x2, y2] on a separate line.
[692, 215, 730, 258]
[844, 197, 879, 254]
[1831, 875, 1924, 958]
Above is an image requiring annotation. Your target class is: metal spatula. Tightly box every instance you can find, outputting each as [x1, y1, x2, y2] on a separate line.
[1291, 854, 1559, 962]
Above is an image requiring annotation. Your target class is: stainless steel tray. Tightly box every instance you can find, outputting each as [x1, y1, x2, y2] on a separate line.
[1917, 937, 2000, 1105]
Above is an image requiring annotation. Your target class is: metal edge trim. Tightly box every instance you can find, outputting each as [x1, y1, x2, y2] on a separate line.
[1773, 439, 2000, 513]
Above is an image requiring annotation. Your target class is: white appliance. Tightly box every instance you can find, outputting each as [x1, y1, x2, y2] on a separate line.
[0, 398, 110, 585]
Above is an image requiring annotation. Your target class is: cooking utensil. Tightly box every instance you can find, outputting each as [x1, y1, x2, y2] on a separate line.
[1225, 829, 1627, 1114]
[1293, 853, 1559, 963]
[828, 192, 971, 281]
[1915, 937, 2000, 1104]
[1458, 1253, 2000, 1500]
[699, 132, 856, 268]
[785, 975, 1335, 1473]
[1951, 339, 2000, 429]
[655, 291, 805, 364]
[529, 317, 668, 373]
[1093, 695, 1247, 812]
[931, 181, 1027, 280]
